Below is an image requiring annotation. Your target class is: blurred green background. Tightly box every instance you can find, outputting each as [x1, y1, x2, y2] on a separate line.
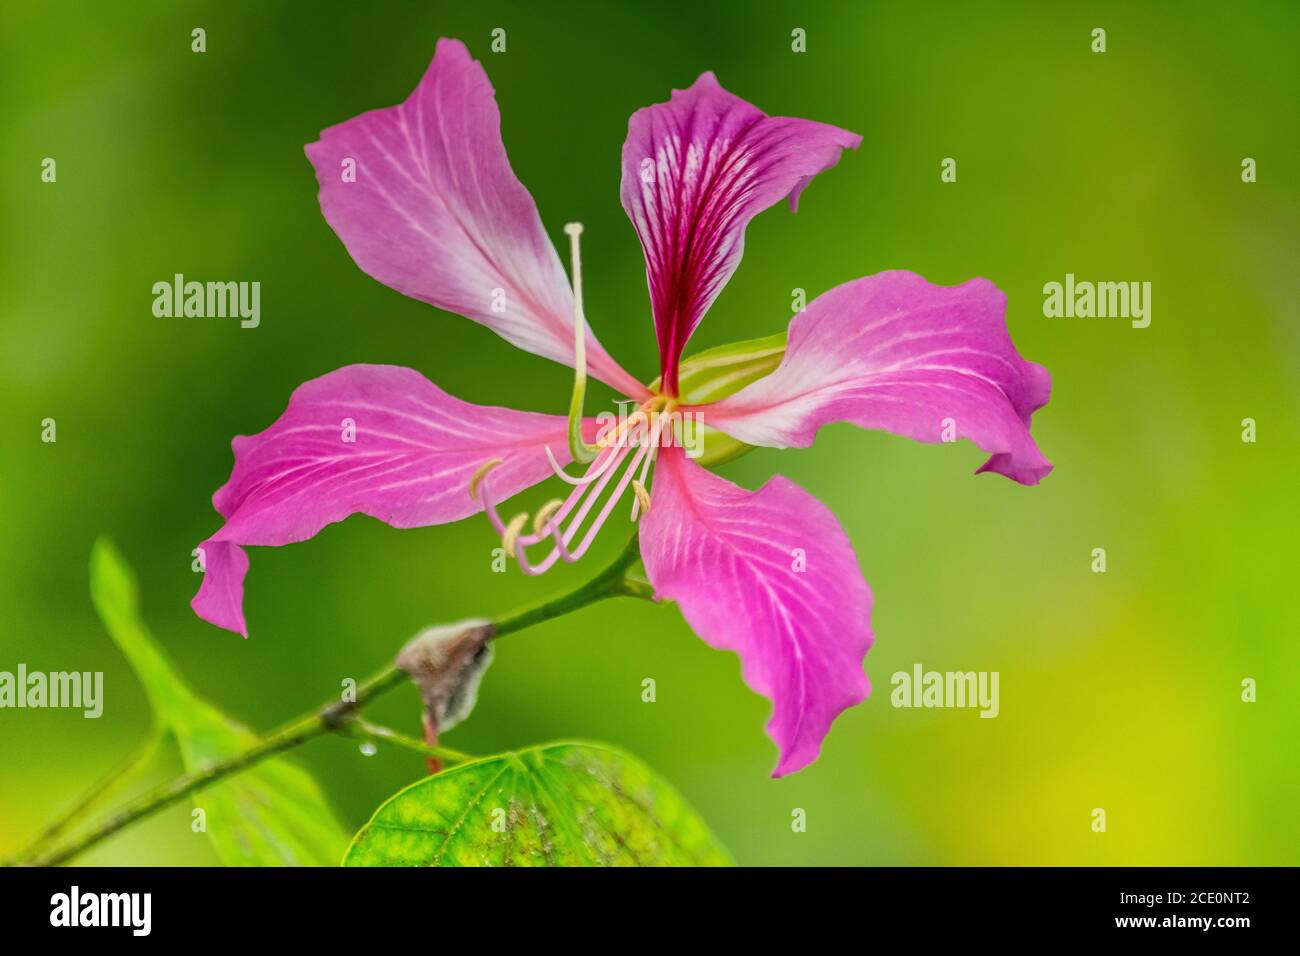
[2, 0, 1297, 866]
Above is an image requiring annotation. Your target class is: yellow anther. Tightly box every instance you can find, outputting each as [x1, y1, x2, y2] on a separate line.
[468, 458, 504, 500]
[631, 479, 652, 515]
[532, 499, 565, 535]
[501, 512, 529, 556]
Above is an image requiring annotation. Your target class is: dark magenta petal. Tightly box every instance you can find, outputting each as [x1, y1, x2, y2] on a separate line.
[192, 364, 580, 637]
[620, 73, 860, 394]
[703, 271, 1053, 485]
[306, 38, 644, 398]
[639, 448, 873, 777]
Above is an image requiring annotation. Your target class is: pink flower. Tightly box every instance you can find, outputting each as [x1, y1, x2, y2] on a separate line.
[191, 39, 1051, 776]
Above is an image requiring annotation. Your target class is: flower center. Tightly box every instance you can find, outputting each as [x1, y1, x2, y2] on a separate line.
[469, 403, 670, 576]
[466, 223, 675, 575]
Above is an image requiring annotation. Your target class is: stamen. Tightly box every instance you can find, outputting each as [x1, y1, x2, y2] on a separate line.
[475, 462, 576, 566]
[501, 512, 529, 557]
[476, 473, 512, 537]
[545, 401, 656, 485]
[532, 499, 565, 535]
[540, 443, 634, 550]
[562, 443, 649, 559]
[468, 458, 504, 501]
[514, 441, 649, 576]
[631, 480, 651, 516]
[629, 412, 663, 520]
[474, 399, 668, 578]
[545, 442, 623, 486]
[481, 443, 627, 554]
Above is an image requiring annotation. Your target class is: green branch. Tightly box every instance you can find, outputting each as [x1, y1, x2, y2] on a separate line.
[11, 732, 163, 864]
[14, 536, 651, 867]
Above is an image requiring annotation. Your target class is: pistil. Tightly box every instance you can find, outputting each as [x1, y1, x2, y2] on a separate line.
[562, 222, 601, 466]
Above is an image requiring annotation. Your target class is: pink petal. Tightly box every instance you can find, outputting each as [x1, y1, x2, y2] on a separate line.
[702, 271, 1054, 484]
[305, 38, 644, 398]
[192, 541, 250, 638]
[639, 448, 873, 776]
[192, 364, 579, 637]
[620, 73, 860, 394]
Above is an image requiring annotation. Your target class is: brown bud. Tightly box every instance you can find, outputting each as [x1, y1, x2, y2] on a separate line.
[395, 619, 496, 736]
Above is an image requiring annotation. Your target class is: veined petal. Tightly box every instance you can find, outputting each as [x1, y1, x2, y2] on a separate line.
[702, 271, 1054, 484]
[192, 364, 582, 637]
[305, 38, 643, 397]
[639, 448, 873, 777]
[620, 73, 860, 394]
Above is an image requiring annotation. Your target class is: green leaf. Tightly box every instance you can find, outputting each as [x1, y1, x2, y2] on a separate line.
[653, 331, 787, 466]
[89, 537, 350, 866]
[343, 741, 734, 867]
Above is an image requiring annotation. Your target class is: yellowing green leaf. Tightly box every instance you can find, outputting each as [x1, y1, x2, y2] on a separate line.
[344, 741, 733, 866]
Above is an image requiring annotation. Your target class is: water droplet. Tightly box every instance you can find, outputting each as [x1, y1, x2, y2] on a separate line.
[359, 742, 378, 757]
